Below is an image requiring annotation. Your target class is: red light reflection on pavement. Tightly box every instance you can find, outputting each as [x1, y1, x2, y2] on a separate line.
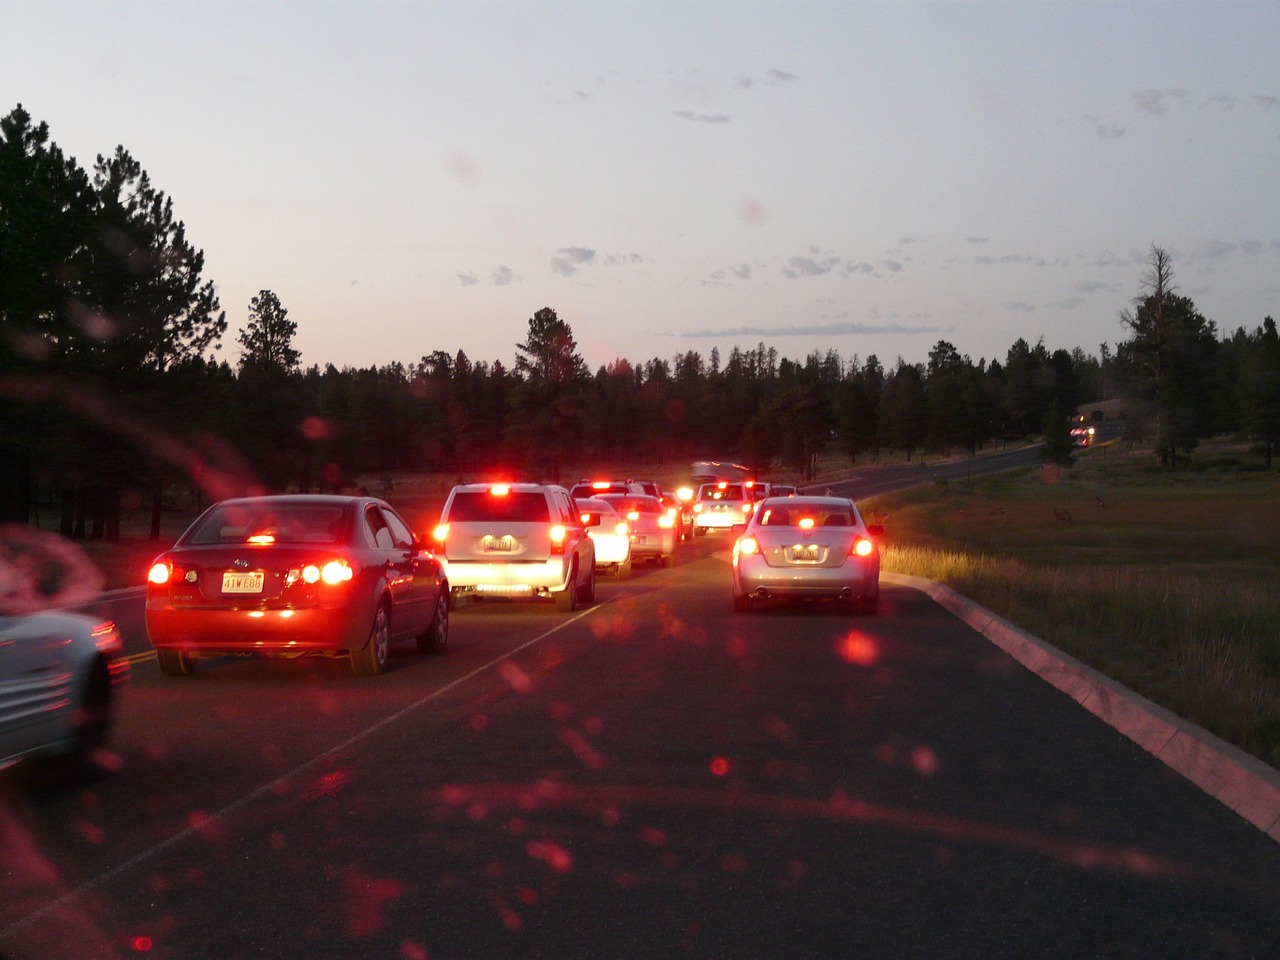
[427, 781, 1208, 881]
[342, 866, 404, 938]
[709, 756, 731, 776]
[836, 631, 879, 666]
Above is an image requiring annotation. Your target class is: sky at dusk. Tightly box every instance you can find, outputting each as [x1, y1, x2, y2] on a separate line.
[4, 0, 1279, 375]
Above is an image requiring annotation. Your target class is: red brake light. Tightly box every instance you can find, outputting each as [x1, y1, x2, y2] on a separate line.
[490, 484, 510, 496]
[321, 560, 353, 584]
[248, 534, 275, 545]
[615, 522, 628, 536]
[550, 524, 567, 555]
[592, 481, 610, 490]
[799, 517, 815, 529]
[735, 535, 760, 555]
[853, 537, 875, 557]
[148, 562, 171, 585]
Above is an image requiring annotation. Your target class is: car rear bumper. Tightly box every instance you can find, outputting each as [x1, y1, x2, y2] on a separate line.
[732, 557, 879, 600]
[441, 558, 573, 597]
[146, 600, 369, 655]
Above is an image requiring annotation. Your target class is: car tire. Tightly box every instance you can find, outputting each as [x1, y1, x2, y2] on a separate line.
[660, 553, 673, 568]
[578, 562, 596, 604]
[353, 605, 390, 675]
[417, 590, 450, 654]
[615, 558, 631, 580]
[733, 594, 753, 613]
[157, 649, 197, 676]
[556, 565, 578, 612]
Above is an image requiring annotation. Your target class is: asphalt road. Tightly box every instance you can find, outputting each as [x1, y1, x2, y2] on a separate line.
[2, 520, 1279, 959]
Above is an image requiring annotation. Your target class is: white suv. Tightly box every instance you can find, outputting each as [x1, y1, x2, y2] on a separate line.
[433, 482, 595, 611]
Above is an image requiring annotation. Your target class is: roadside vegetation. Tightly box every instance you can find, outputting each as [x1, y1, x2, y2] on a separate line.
[868, 438, 1280, 768]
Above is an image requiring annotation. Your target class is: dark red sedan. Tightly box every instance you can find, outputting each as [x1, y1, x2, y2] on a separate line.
[145, 495, 448, 677]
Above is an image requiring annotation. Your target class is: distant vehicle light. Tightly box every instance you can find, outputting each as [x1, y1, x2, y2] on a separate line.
[549, 524, 567, 555]
[658, 514, 675, 529]
[148, 562, 171, 585]
[853, 538, 874, 557]
[676, 486, 693, 501]
[627, 511, 640, 521]
[592, 481, 611, 490]
[717, 481, 727, 490]
[615, 522, 628, 536]
[433, 523, 449, 542]
[693, 503, 703, 512]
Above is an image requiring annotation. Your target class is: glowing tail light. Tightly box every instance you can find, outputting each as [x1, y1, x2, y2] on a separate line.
[432, 523, 449, 548]
[550, 524, 567, 555]
[91, 620, 122, 652]
[735, 535, 760, 556]
[693, 503, 703, 513]
[658, 514, 674, 529]
[615, 522, 628, 536]
[321, 560, 353, 583]
[489, 484, 510, 496]
[148, 562, 171, 585]
[852, 537, 875, 557]
[248, 534, 275, 545]
[626, 511, 640, 522]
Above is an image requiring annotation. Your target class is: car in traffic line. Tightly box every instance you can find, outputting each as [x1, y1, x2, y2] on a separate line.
[577, 496, 633, 579]
[731, 495, 882, 613]
[1, 610, 129, 778]
[434, 482, 596, 611]
[691, 480, 754, 535]
[599, 494, 677, 567]
[145, 495, 450, 677]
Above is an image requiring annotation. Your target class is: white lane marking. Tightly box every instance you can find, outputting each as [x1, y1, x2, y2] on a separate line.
[0, 600, 608, 943]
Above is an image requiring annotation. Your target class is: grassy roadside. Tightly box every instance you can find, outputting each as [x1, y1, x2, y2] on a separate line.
[866, 439, 1280, 769]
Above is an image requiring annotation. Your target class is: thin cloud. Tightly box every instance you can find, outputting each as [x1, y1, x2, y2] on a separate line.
[602, 253, 644, 267]
[782, 257, 839, 278]
[736, 68, 799, 90]
[551, 247, 596, 277]
[458, 272, 480, 287]
[674, 110, 731, 124]
[491, 266, 516, 286]
[1135, 89, 1191, 115]
[1086, 115, 1125, 139]
[680, 321, 942, 338]
[1004, 301, 1036, 313]
[1252, 95, 1280, 112]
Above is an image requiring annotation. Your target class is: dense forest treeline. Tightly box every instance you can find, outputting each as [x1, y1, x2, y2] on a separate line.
[3, 104, 1279, 541]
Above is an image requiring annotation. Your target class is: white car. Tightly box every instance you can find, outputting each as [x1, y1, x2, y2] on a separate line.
[692, 481, 754, 534]
[577, 497, 633, 579]
[1, 610, 130, 777]
[434, 482, 596, 611]
[732, 496, 882, 614]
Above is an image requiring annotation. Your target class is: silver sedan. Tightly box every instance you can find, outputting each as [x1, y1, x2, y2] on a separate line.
[731, 496, 882, 613]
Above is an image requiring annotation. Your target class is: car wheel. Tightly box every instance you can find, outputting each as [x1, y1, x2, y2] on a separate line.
[157, 649, 197, 676]
[578, 562, 596, 604]
[556, 564, 579, 612]
[615, 558, 632, 580]
[660, 553, 673, 568]
[353, 605, 390, 675]
[417, 590, 450, 654]
[695, 526, 706, 537]
[733, 594, 753, 613]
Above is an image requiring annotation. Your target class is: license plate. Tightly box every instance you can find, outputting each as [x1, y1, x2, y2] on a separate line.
[222, 571, 264, 593]
[483, 537, 514, 552]
[792, 545, 820, 562]
[632, 536, 647, 544]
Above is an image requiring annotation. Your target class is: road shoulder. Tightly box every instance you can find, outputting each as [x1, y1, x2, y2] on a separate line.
[883, 570, 1280, 843]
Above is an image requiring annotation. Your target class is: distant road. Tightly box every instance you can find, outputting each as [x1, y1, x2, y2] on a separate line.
[807, 443, 1044, 500]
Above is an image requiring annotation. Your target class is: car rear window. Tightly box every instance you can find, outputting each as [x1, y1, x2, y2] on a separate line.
[446, 491, 550, 523]
[187, 503, 348, 545]
[698, 484, 745, 501]
[602, 496, 662, 514]
[758, 505, 853, 528]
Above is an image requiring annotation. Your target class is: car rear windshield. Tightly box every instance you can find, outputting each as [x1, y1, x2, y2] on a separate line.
[187, 503, 348, 545]
[698, 484, 746, 501]
[447, 491, 551, 523]
[604, 496, 663, 514]
[758, 504, 853, 528]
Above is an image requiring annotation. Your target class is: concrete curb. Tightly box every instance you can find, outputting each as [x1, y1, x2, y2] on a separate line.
[882, 571, 1280, 843]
